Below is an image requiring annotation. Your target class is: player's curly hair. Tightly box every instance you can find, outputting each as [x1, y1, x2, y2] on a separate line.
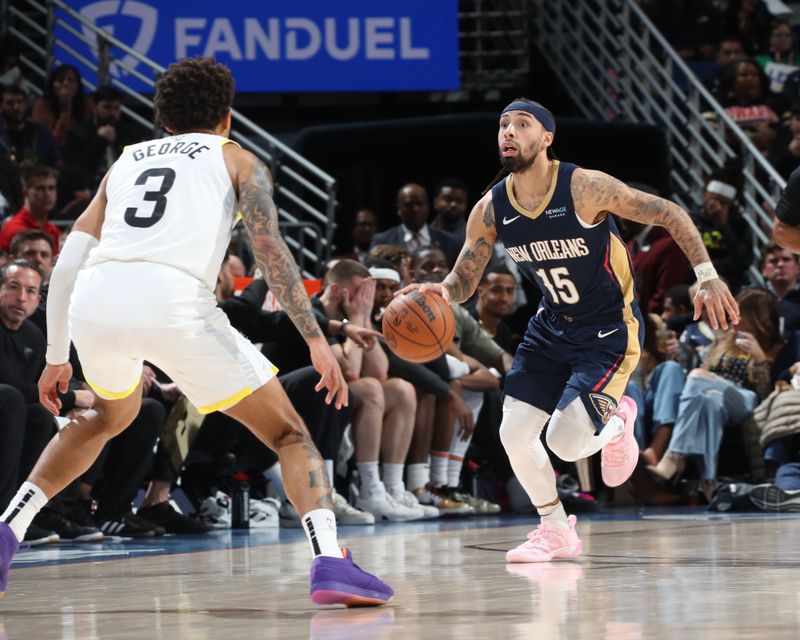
[154, 57, 235, 133]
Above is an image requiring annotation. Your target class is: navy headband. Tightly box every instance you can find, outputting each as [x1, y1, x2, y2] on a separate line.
[501, 101, 556, 135]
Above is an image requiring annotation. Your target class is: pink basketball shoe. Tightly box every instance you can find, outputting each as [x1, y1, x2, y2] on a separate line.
[601, 395, 639, 487]
[506, 515, 582, 563]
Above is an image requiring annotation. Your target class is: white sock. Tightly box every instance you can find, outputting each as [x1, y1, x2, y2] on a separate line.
[538, 501, 570, 529]
[1, 482, 49, 543]
[357, 462, 382, 497]
[263, 463, 287, 500]
[430, 451, 449, 488]
[325, 459, 334, 486]
[448, 431, 473, 488]
[301, 508, 340, 558]
[381, 463, 405, 496]
[407, 463, 430, 492]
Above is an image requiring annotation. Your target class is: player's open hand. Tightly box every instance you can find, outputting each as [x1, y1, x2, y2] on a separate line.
[308, 337, 349, 409]
[38, 361, 74, 416]
[342, 322, 383, 350]
[394, 281, 452, 303]
[693, 278, 739, 330]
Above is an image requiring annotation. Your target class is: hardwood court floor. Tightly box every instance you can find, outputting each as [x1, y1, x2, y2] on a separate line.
[1, 510, 799, 639]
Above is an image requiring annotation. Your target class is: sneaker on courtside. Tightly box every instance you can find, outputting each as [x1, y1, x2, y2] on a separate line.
[23, 523, 59, 546]
[413, 484, 474, 516]
[0, 522, 20, 598]
[601, 395, 639, 487]
[387, 488, 439, 520]
[506, 514, 582, 563]
[310, 548, 394, 607]
[750, 484, 800, 512]
[332, 490, 376, 525]
[446, 487, 501, 515]
[356, 488, 425, 522]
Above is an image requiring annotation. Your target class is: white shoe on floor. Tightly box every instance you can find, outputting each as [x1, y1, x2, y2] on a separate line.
[388, 488, 439, 519]
[332, 490, 375, 525]
[356, 488, 425, 522]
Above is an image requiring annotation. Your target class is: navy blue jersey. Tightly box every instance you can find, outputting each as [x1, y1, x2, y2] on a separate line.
[492, 161, 635, 324]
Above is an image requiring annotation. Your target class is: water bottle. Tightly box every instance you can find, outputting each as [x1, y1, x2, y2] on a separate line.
[231, 471, 250, 529]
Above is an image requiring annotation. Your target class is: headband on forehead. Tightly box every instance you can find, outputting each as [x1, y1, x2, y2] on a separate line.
[368, 267, 400, 283]
[705, 180, 737, 201]
[502, 100, 556, 134]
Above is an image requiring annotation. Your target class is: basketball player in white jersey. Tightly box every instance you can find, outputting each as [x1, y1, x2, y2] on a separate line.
[0, 57, 393, 607]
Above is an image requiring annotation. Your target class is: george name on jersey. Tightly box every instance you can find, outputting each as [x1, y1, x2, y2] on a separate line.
[506, 237, 590, 263]
[132, 140, 211, 162]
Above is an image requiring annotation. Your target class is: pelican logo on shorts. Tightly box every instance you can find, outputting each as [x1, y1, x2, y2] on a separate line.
[80, 1, 158, 78]
[589, 393, 617, 424]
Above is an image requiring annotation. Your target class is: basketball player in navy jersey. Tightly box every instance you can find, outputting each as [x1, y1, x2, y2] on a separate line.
[398, 99, 739, 562]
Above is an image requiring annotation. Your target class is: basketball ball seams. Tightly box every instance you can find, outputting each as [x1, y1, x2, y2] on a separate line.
[383, 305, 439, 348]
[429, 293, 456, 346]
[404, 292, 446, 354]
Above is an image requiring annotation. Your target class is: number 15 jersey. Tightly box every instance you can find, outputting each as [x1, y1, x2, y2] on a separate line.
[491, 160, 636, 323]
[86, 132, 238, 291]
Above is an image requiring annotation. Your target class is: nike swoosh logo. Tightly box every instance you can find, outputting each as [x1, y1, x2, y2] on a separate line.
[597, 328, 619, 339]
[502, 215, 521, 225]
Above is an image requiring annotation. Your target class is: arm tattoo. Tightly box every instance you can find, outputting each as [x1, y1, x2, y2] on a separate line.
[572, 169, 711, 267]
[239, 158, 322, 340]
[444, 199, 496, 303]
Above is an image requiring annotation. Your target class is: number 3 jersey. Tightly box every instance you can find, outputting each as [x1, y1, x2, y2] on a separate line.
[85, 133, 238, 291]
[491, 160, 636, 323]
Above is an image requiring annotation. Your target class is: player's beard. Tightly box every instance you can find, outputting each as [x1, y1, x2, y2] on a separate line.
[498, 136, 540, 173]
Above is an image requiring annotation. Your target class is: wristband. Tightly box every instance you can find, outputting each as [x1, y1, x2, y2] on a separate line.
[693, 261, 718, 283]
[339, 318, 350, 336]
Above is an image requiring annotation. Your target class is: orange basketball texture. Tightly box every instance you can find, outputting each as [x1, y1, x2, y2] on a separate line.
[381, 290, 456, 363]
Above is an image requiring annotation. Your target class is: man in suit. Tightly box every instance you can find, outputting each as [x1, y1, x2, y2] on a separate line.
[370, 183, 461, 267]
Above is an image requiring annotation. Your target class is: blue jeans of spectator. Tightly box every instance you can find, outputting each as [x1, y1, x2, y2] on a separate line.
[775, 462, 800, 490]
[626, 361, 686, 449]
[764, 434, 800, 466]
[667, 373, 757, 480]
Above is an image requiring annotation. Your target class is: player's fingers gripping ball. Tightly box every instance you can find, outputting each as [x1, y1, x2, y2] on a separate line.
[381, 289, 456, 363]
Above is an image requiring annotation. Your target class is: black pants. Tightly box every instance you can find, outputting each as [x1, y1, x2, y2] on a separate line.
[89, 398, 165, 519]
[184, 366, 350, 480]
[0, 385, 57, 512]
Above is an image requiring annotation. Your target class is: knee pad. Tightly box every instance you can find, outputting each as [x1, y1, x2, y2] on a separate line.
[499, 396, 550, 467]
[546, 397, 596, 462]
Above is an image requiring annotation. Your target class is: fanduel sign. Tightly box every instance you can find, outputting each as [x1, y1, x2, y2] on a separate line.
[56, 0, 459, 92]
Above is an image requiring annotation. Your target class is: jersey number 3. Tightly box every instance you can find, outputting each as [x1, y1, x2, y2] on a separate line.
[124, 168, 176, 228]
[535, 267, 580, 304]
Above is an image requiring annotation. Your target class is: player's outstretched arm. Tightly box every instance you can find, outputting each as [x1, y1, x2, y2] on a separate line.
[396, 194, 497, 304]
[571, 168, 739, 330]
[234, 149, 348, 408]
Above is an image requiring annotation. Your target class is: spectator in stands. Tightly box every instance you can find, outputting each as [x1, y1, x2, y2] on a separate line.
[368, 243, 411, 284]
[0, 39, 34, 99]
[648, 288, 786, 498]
[716, 57, 782, 151]
[617, 184, 689, 314]
[473, 264, 517, 352]
[62, 86, 138, 200]
[760, 242, 800, 333]
[0, 259, 100, 543]
[370, 183, 460, 267]
[767, 104, 800, 178]
[0, 166, 61, 254]
[432, 177, 469, 244]
[690, 176, 753, 291]
[316, 260, 427, 520]
[661, 284, 693, 335]
[755, 19, 800, 94]
[9, 230, 53, 284]
[32, 64, 93, 147]
[347, 208, 378, 263]
[0, 85, 60, 168]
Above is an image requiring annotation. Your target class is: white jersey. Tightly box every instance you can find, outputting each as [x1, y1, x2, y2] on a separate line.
[86, 132, 237, 290]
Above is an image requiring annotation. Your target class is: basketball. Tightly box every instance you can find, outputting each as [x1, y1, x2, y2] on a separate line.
[381, 289, 456, 363]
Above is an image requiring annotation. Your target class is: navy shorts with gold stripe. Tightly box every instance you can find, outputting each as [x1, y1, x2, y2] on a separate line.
[504, 303, 643, 431]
